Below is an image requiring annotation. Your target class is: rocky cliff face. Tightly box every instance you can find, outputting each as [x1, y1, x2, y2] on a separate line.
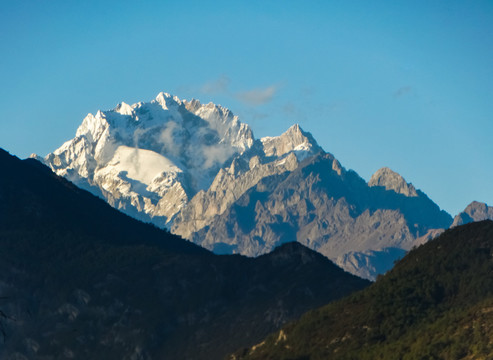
[183, 153, 452, 279]
[38, 92, 454, 279]
[452, 201, 493, 227]
[171, 124, 321, 240]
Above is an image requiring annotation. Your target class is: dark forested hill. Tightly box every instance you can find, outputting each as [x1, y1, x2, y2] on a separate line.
[0, 148, 369, 360]
[232, 220, 493, 360]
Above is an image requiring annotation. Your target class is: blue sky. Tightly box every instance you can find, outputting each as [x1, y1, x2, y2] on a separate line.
[1, 0, 492, 215]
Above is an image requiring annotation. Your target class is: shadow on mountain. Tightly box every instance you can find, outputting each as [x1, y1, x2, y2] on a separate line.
[0, 148, 369, 360]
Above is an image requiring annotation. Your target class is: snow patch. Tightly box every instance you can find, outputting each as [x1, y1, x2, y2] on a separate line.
[106, 146, 182, 185]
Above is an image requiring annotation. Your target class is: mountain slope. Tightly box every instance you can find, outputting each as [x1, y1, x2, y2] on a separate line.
[184, 152, 452, 279]
[0, 148, 369, 360]
[171, 124, 322, 241]
[232, 220, 493, 360]
[38, 92, 453, 279]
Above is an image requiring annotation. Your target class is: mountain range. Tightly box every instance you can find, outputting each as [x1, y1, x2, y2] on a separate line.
[0, 148, 369, 360]
[4, 90, 493, 359]
[34, 92, 492, 279]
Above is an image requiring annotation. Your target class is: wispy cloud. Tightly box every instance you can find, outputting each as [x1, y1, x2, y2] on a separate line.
[201, 144, 235, 169]
[200, 75, 231, 95]
[282, 102, 296, 115]
[394, 86, 413, 98]
[236, 85, 278, 105]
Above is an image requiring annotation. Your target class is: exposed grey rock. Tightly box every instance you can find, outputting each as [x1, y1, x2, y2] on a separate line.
[452, 201, 493, 227]
[171, 125, 322, 239]
[369, 167, 418, 197]
[184, 153, 452, 279]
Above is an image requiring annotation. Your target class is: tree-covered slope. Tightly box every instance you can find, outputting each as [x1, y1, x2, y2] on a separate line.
[0, 148, 370, 360]
[232, 220, 493, 360]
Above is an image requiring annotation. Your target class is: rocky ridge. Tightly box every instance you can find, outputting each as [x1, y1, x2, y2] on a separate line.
[184, 153, 452, 279]
[171, 124, 322, 241]
[38, 92, 454, 279]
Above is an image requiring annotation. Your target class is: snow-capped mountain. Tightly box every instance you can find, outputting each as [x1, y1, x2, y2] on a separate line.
[36, 93, 254, 226]
[38, 92, 453, 279]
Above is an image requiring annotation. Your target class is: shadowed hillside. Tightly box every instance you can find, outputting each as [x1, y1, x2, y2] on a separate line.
[0, 148, 369, 360]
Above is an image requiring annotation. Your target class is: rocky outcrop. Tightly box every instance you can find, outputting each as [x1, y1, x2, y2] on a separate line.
[452, 201, 493, 227]
[369, 167, 418, 197]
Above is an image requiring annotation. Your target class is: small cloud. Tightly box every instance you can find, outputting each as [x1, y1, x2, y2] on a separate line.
[236, 85, 278, 106]
[282, 102, 296, 115]
[158, 121, 182, 157]
[249, 111, 269, 121]
[394, 86, 413, 98]
[201, 144, 235, 169]
[200, 75, 231, 95]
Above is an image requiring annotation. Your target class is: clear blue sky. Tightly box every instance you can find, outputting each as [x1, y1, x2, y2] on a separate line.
[1, 0, 492, 216]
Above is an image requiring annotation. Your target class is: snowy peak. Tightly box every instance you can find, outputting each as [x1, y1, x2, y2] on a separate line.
[40, 92, 256, 227]
[73, 92, 254, 174]
[368, 167, 418, 197]
[154, 91, 183, 110]
[261, 123, 321, 161]
[75, 111, 110, 144]
[183, 99, 254, 153]
[115, 101, 134, 116]
[452, 201, 493, 227]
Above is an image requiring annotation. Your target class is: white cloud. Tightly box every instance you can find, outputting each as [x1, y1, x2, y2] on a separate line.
[159, 120, 181, 157]
[201, 144, 235, 169]
[236, 85, 278, 105]
[200, 75, 231, 95]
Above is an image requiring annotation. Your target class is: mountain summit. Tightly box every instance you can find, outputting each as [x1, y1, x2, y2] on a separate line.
[36, 93, 254, 226]
[369, 167, 418, 197]
[38, 92, 453, 279]
[261, 123, 321, 160]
